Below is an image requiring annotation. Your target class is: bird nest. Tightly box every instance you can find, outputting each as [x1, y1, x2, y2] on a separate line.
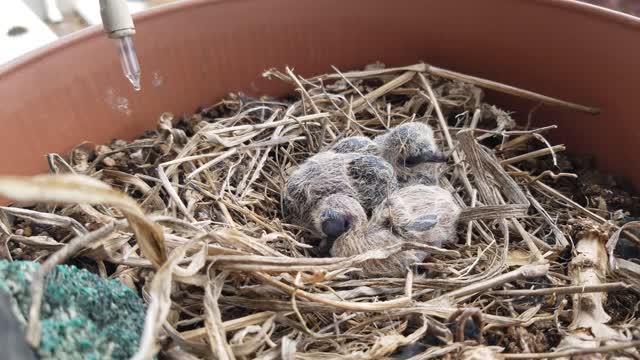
[1, 63, 639, 359]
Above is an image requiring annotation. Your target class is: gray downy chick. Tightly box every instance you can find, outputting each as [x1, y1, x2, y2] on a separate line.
[285, 152, 397, 241]
[329, 136, 380, 155]
[324, 194, 421, 277]
[370, 184, 461, 249]
[374, 122, 448, 185]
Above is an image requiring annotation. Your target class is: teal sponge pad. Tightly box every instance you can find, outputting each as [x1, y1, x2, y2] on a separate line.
[0, 260, 146, 360]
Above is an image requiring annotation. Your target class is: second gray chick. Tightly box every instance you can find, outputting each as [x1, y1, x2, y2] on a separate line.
[330, 122, 448, 185]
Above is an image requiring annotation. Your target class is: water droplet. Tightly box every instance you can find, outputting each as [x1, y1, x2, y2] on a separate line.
[127, 75, 141, 92]
[152, 72, 163, 88]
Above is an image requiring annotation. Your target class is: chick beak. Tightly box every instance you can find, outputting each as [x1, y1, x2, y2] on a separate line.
[425, 150, 450, 163]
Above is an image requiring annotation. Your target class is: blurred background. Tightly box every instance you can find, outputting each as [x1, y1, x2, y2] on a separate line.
[582, 0, 640, 15]
[23, 0, 178, 36]
[1, 0, 178, 64]
[0, 0, 638, 65]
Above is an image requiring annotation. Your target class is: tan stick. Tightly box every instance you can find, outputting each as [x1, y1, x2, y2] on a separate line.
[419, 74, 455, 152]
[436, 264, 548, 301]
[500, 145, 565, 165]
[315, 63, 600, 114]
[503, 340, 640, 359]
[465, 189, 477, 246]
[500, 134, 534, 151]
[511, 218, 544, 261]
[350, 71, 416, 113]
[253, 272, 410, 312]
[487, 282, 630, 296]
[204, 272, 235, 360]
[426, 65, 600, 114]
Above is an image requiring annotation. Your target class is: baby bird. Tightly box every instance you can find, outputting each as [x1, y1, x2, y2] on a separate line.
[370, 184, 461, 248]
[329, 122, 448, 185]
[320, 187, 461, 277]
[374, 122, 448, 185]
[329, 136, 380, 155]
[310, 194, 368, 255]
[285, 151, 397, 242]
[322, 194, 421, 277]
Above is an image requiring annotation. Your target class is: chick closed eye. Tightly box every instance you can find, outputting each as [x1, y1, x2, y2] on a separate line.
[403, 214, 438, 232]
[402, 150, 449, 167]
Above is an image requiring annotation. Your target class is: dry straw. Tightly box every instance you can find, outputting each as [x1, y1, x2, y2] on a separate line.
[0, 62, 638, 359]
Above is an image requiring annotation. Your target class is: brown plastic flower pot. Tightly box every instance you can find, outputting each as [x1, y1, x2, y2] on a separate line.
[0, 0, 638, 192]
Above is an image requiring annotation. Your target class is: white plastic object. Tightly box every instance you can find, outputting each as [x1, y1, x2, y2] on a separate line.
[0, 1, 57, 65]
[117, 35, 141, 91]
[98, 0, 142, 91]
[44, 0, 63, 23]
[99, 0, 134, 38]
[74, 0, 147, 26]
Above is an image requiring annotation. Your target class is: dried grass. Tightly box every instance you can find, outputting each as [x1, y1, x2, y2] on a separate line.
[0, 62, 638, 359]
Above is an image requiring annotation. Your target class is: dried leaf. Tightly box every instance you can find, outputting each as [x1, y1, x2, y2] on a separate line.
[507, 249, 533, 266]
[0, 174, 167, 268]
[518, 304, 541, 322]
[0, 206, 87, 235]
[133, 244, 191, 360]
[606, 221, 640, 271]
[205, 272, 235, 360]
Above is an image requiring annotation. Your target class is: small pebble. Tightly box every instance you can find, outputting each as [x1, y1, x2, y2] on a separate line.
[103, 157, 117, 167]
[95, 145, 112, 156]
[113, 140, 128, 148]
[129, 149, 144, 162]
